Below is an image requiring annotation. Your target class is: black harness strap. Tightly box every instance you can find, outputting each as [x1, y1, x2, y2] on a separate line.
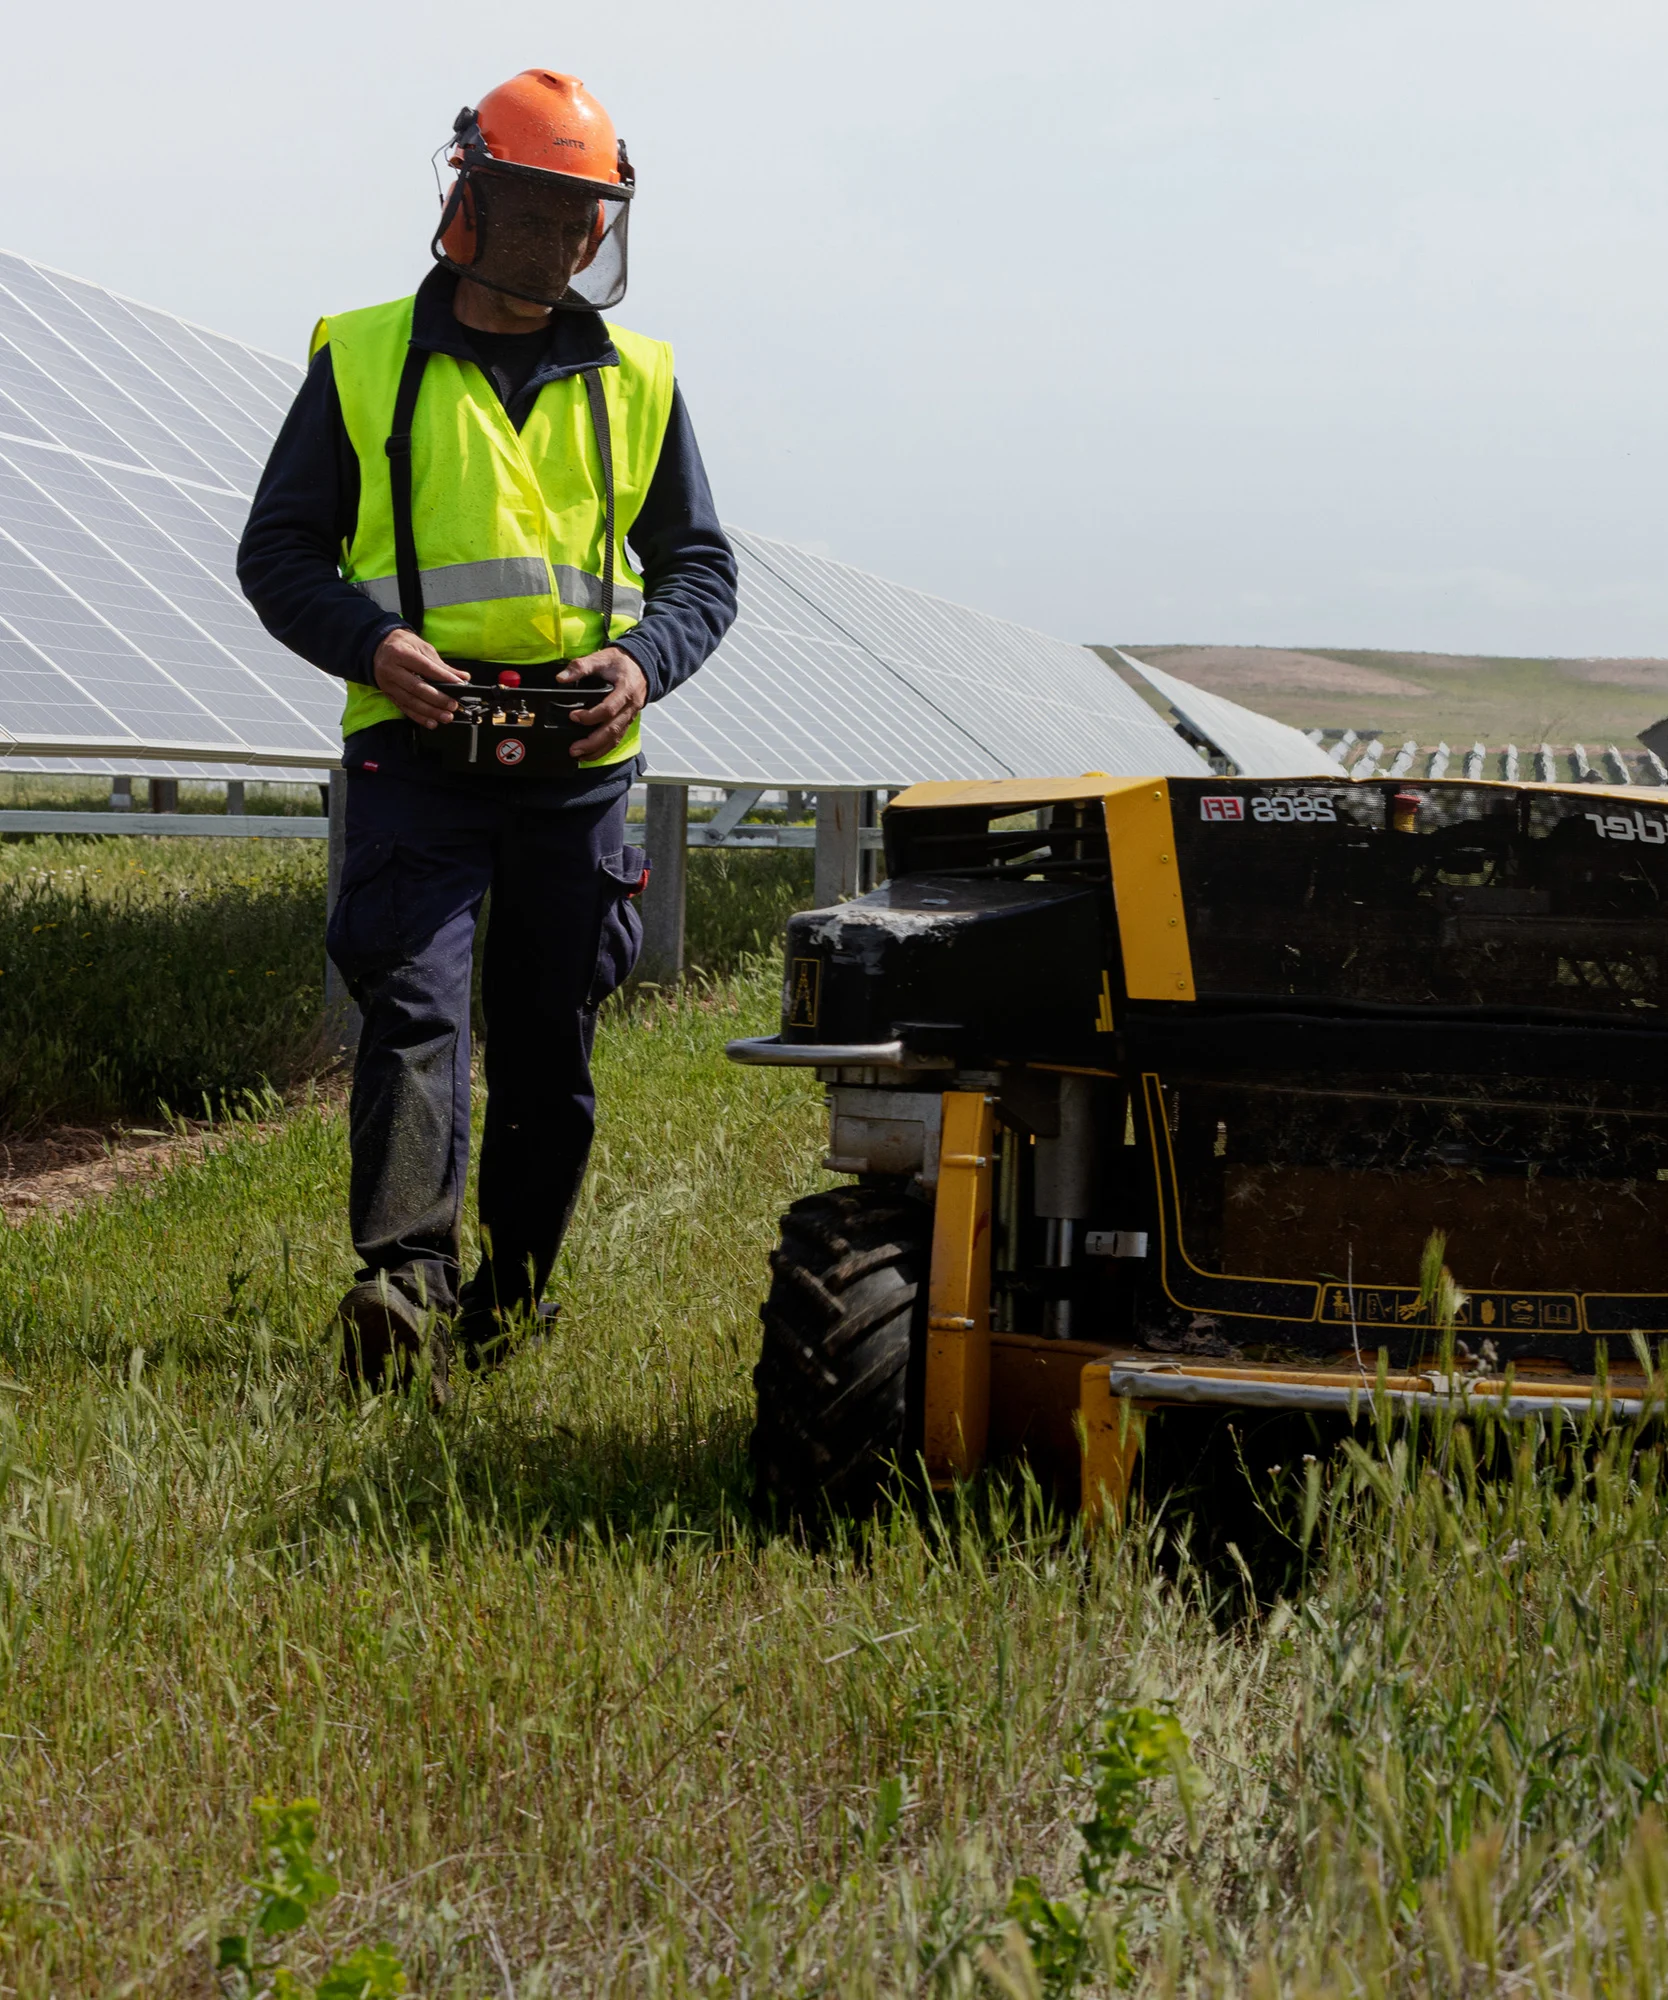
[384, 342, 431, 633]
[383, 343, 619, 643]
[581, 365, 617, 640]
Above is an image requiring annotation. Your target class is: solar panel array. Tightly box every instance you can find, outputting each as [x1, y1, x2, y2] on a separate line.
[0, 249, 1206, 788]
[0, 753, 325, 783]
[647, 532, 1205, 787]
[1112, 649, 1339, 780]
[0, 250, 338, 766]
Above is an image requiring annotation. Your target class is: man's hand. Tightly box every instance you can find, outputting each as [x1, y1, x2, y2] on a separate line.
[558, 647, 649, 761]
[372, 628, 470, 727]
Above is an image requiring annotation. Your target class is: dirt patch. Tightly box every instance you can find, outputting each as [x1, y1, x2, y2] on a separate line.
[1347, 651, 1506, 676]
[1567, 659, 1668, 692]
[1134, 646, 1433, 701]
[0, 1123, 218, 1225]
[1356, 651, 1668, 688]
[1, 1079, 347, 1226]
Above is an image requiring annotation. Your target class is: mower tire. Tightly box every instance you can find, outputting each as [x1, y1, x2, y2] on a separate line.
[751, 1186, 929, 1521]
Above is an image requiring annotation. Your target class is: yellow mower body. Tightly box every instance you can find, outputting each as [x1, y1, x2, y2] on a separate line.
[733, 773, 1668, 1520]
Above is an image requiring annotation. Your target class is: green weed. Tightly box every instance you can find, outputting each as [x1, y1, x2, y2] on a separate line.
[217, 1796, 405, 2000]
[993, 1707, 1202, 1996]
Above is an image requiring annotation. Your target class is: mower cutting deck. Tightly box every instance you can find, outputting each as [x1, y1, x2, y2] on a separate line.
[730, 772, 1668, 1521]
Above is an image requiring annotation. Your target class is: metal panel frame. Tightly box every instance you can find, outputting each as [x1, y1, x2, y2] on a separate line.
[1113, 649, 1339, 779]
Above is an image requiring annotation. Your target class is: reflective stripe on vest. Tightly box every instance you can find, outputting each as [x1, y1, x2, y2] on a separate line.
[352, 559, 646, 621]
[314, 295, 675, 760]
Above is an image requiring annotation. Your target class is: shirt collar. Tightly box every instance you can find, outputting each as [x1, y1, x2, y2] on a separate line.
[409, 265, 620, 381]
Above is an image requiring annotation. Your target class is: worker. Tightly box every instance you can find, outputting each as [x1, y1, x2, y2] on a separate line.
[238, 71, 737, 1392]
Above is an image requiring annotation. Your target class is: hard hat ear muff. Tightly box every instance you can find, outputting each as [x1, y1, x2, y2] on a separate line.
[436, 172, 481, 266]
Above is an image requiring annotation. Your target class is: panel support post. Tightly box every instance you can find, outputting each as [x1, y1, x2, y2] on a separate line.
[638, 781, 688, 985]
[814, 789, 863, 907]
[323, 767, 360, 1058]
[226, 780, 245, 816]
[149, 777, 179, 813]
[860, 788, 889, 891]
[110, 777, 132, 813]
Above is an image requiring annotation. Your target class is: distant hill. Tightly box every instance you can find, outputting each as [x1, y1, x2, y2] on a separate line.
[1093, 646, 1668, 752]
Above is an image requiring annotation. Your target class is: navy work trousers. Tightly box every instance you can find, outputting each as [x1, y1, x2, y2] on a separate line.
[326, 752, 644, 1319]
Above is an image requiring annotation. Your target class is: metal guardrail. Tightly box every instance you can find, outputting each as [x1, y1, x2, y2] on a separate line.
[686, 825, 885, 850]
[0, 810, 881, 849]
[0, 811, 329, 838]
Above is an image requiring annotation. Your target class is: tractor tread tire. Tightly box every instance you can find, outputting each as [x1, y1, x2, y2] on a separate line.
[751, 1186, 930, 1521]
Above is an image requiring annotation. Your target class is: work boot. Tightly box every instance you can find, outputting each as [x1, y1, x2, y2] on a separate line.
[454, 1295, 560, 1374]
[335, 1275, 451, 1405]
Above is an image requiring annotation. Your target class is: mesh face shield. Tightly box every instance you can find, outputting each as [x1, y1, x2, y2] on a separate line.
[433, 136, 633, 312]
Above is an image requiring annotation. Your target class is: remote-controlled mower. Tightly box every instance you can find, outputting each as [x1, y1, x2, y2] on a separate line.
[729, 771, 1668, 1521]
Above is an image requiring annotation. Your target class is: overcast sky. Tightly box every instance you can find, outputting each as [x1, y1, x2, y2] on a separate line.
[12, 0, 1668, 657]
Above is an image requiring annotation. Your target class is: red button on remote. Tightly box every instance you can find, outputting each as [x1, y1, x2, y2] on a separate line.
[497, 670, 521, 688]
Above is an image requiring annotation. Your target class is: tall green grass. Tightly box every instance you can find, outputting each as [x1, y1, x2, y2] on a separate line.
[681, 844, 812, 976]
[0, 835, 813, 1128]
[2, 963, 1668, 1992]
[0, 838, 326, 1129]
[0, 773, 325, 814]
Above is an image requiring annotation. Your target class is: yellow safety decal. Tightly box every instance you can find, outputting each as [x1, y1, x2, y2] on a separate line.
[787, 957, 821, 1029]
[922, 1091, 995, 1484]
[1101, 782, 1195, 1002]
[1095, 970, 1115, 1032]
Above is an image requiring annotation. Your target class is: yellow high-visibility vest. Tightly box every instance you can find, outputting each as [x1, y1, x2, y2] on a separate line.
[311, 294, 674, 763]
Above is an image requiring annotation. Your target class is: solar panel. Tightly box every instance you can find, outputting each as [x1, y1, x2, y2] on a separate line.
[1, 754, 326, 783]
[644, 532, 1206, 787]
[0, 251, 338, 767]
[0, 250, 1209, 787]
[1112, 649, 1339, 780]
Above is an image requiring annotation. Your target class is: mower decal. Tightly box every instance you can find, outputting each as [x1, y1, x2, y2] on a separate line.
[1094, 970, 1115, 1032]
[787, 957, 821, 1029]
[1199, 796, 1244, 822]
[494, 737, 526, 766]
[1585, 810, 1668, 844]
[1318, 1286, 1580, 1334]
[1250, 795, 1337, 824]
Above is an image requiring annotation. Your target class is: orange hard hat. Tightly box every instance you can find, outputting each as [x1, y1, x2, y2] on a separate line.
[470, 71, 625, 187]
[433, 71, 636, 311]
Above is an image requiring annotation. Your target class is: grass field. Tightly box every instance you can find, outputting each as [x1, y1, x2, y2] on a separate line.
[0, 829, 811, 1130]
[0, 775, 328, 816]
[5, 843, 1668, 1993]
[1101, 644, 1668, 752]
